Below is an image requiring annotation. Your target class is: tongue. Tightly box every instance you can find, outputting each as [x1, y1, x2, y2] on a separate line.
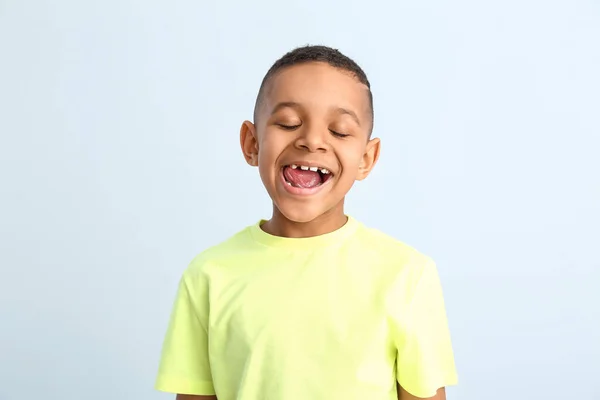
[284, 167, 321, 188]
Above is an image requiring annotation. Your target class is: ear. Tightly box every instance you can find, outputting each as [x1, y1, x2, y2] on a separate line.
[356, 137, 381, 181]
[240, 120, 259, 166]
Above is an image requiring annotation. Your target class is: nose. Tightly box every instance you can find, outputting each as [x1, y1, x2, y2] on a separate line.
[294, 125, 328, 153]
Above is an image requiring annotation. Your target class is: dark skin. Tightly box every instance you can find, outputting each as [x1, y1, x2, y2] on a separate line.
[241, 62, 379, 238]
[176, 62, 446, 400]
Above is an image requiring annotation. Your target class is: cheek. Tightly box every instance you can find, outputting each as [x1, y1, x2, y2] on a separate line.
[256, 136, 277, 162]
[340, 147, 366, 171]
[258, 133, 287, 157]
[257, 134, 289, 178]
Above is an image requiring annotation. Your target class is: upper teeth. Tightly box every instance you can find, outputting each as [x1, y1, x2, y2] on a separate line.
[290, 164, 330, 174]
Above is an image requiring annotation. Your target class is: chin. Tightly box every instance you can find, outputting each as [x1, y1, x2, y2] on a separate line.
[276, 204, 325, 224]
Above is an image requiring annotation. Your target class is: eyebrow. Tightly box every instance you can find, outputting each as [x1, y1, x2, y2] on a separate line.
[270, 102, 362, 126]
[335, 107, 361, 126]
[270, 101, 301, 115]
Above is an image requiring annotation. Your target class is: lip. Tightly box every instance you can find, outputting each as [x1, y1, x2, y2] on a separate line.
[279, 167, 333, 196]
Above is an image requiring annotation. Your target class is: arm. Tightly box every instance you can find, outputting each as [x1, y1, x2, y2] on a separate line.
[398, 383, 446, 400]
[176, 395, 217, 400]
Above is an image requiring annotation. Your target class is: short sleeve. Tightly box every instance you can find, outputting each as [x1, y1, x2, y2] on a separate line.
[155, 271, 215, 395]
[390, 260, 458, 398]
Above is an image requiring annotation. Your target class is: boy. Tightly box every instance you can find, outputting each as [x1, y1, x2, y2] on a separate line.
[155, 45, 458, 400]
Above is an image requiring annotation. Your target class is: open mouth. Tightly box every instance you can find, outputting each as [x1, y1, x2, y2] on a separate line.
[282, 164, 333, 189]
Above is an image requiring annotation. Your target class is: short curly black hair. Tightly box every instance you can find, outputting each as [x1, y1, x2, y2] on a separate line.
[253, 45, 374, 132]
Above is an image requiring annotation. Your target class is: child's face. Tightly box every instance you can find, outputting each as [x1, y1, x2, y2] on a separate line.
[241, 62, 380, 223]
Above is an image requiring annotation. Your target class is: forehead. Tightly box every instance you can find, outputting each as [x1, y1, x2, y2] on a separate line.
[262, 62, 371, 118]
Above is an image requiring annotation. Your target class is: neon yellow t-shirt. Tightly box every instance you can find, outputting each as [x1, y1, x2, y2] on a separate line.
[155, 217, 457, 399]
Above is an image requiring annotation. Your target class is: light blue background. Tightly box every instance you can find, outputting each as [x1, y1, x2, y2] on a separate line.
[1, 1, 598, 399]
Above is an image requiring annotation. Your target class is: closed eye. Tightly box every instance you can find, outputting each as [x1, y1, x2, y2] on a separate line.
[330, 130, 349, 138]
[277, 124, 301, 130]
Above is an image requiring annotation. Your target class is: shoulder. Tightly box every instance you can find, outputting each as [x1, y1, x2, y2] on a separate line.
[353, 221, 434, 268]
[183, 223, 257, 280]
[350, 220, 437, 296]
[350, 224, 446, 318]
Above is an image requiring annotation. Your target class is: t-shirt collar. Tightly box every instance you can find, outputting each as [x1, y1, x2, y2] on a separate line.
[249, 216, 359, 250]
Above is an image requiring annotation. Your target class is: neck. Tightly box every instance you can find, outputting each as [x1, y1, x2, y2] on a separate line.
[262, 201, 348, 238]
